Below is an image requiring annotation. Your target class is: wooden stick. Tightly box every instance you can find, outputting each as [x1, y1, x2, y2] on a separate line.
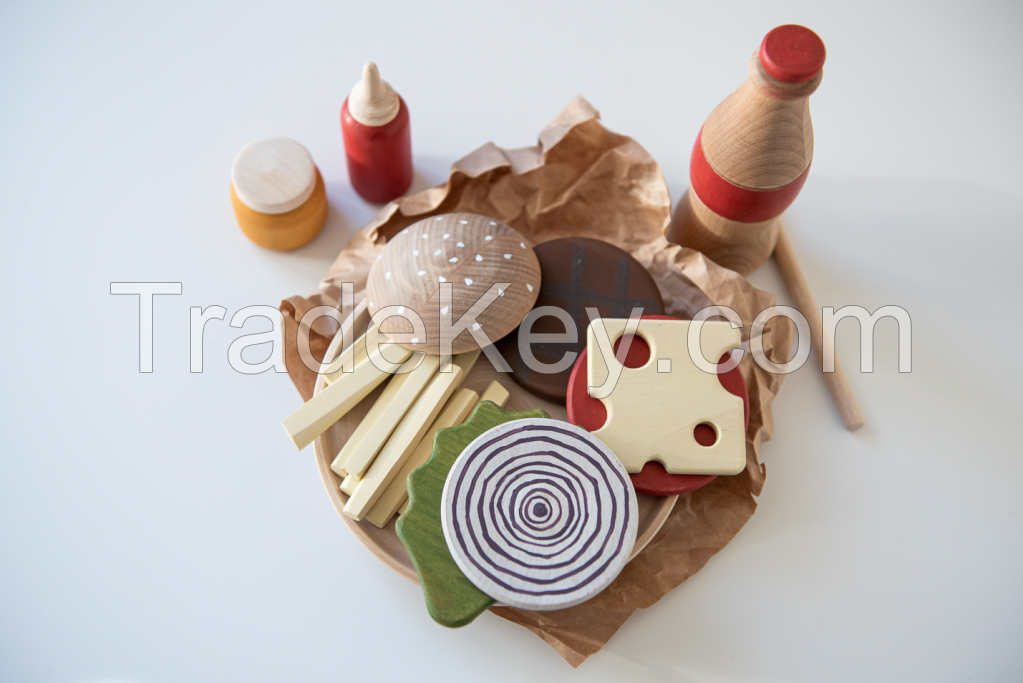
[342, 354, 442, 478]
[476, 381, 511, 410]
[365, 379, 509, 529]
[320, 300, 371, 384]
[329, 370, 413, 477]
[344, 353, 480, 521]
[281, 343, 414, 450]
[364, 387, 479, 528]
[340, 472, 359, 496]
[773, 226, 864, 431]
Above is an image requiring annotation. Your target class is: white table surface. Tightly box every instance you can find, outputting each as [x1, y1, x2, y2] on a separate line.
[2, 1, 1021, 680]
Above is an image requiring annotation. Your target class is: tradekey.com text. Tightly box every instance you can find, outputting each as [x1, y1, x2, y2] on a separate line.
[110, 282, 912, 384]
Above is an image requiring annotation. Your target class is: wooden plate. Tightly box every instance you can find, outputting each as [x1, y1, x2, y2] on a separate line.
[312, 303, 677, 584]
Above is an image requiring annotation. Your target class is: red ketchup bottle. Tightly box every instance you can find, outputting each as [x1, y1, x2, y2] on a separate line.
[341, 62, 413, 204]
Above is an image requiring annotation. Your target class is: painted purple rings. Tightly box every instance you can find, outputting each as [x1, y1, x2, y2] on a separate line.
[440, 418, 638, 611]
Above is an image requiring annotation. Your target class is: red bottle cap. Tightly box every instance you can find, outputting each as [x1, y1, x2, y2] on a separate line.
[759, 25, 826, 83]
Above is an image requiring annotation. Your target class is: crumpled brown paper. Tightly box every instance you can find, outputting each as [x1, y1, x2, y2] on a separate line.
[280, 95, 791, 667]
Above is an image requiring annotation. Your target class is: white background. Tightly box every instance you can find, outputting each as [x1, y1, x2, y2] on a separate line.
[1, 1, 1021, 681]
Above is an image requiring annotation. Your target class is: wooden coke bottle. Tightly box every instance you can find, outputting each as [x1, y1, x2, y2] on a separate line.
[667, 26, 865, 432]
[341, 62, 413, 204]
[667, 25, 826, 275]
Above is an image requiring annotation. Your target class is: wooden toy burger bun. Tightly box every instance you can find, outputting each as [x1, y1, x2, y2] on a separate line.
[230, 136, 328, 250]
[367, 213, 541, 355]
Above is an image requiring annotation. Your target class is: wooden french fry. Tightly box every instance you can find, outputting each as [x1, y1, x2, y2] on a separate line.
[364, 387, 479, 528]
[476, 381, 511, 410]
[281, 342, 414, 451]
[344, 352, 480, 521]
[342, 353, 441, 478]
[365, 377, 507, 529]
[340, 472, 359, 496]
[322, 334, 372, 384]
[321, 307, 372, 385]
[330, 370, 412, 477]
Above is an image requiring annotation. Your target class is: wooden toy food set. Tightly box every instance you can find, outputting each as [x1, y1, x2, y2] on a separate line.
[272, 26, 848, 666]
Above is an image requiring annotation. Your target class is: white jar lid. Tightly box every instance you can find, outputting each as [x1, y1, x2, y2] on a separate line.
[231, 137, 316, 214]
